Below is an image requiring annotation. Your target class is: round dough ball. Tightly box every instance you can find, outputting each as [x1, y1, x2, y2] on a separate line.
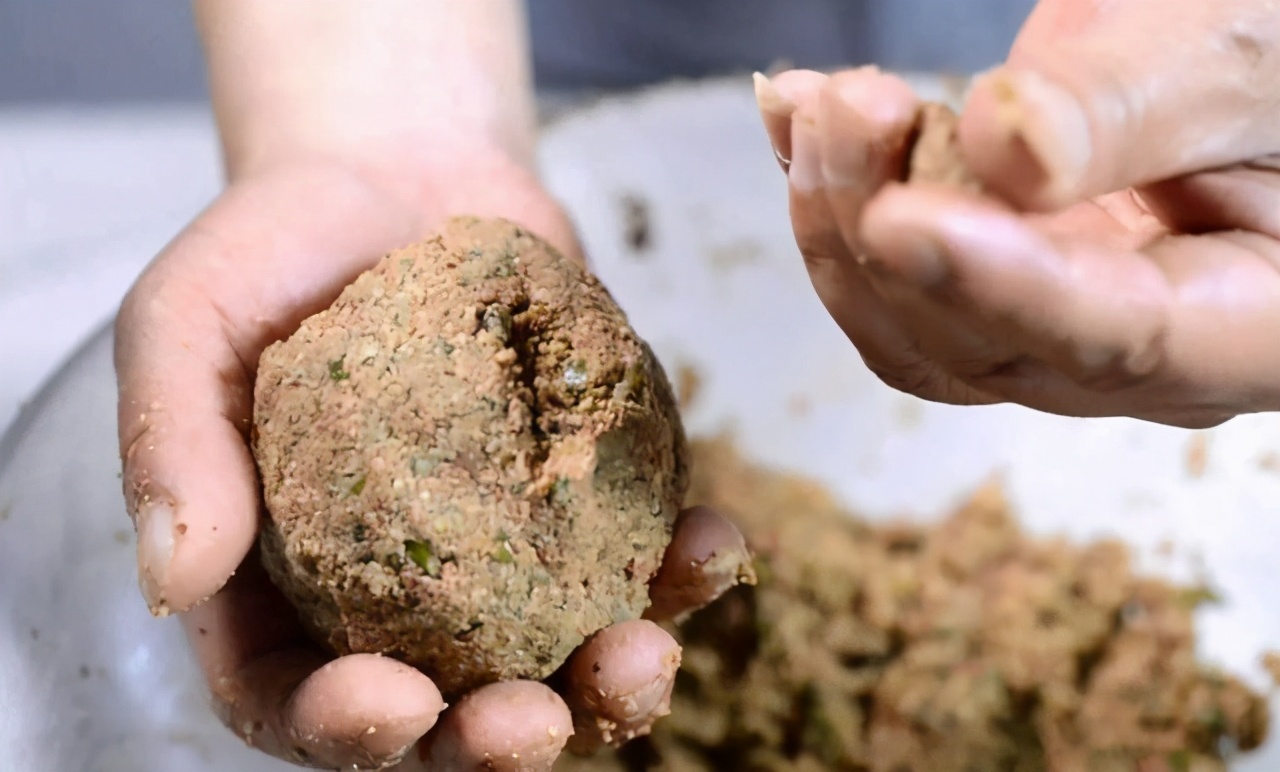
[251, 217, 688, 697]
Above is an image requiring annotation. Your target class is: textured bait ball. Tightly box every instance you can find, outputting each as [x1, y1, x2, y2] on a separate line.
[252, 217, 688, 697]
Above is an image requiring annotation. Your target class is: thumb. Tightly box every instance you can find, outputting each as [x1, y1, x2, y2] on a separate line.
[959, 0, 1280, 211]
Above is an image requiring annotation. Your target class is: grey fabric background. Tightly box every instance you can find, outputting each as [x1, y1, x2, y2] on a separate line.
[0, 0, 1034, 105]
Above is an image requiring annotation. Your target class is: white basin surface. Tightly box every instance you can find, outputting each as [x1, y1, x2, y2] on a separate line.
[2, 78, 1279, 770]
[0, 105, 224, 435]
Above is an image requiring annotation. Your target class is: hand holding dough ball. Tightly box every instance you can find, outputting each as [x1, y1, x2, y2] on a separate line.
[251, 217, 688, 697]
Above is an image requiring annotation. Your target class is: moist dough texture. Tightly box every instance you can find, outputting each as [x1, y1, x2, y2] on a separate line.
[252, 217, 688, 697]
[907, 102, 983, 190]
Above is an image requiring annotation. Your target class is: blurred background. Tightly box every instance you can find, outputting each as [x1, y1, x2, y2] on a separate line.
[0, 0, 1033, 433]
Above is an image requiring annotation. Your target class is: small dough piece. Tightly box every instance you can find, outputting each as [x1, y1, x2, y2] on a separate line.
[252, 217, 688, 697]
[906, 102, 984, 191]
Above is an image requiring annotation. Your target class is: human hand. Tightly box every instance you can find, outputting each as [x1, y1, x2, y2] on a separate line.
[756, 0, 1280, 428]
[114, 158, 750, 770]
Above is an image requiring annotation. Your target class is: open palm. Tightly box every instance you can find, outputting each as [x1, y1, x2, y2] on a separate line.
[114, 160, 747, 769]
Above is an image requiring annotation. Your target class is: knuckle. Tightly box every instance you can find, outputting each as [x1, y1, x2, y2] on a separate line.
[948, 354, 1014, 380]
[1067, 336, 1165, 394]
[867, 356, 998, 406]
[866, 358, 940, 397]
[795, 231, 845, 272]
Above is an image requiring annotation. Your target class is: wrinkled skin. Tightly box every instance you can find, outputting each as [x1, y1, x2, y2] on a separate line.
[758, 0, 1280, 428]
[114, 157, 751, 770]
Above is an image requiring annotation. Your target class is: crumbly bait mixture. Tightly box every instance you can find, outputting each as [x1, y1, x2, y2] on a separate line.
[559, 439, 1269, 772]
[905, 102, 984, 191]
[252, 217, 688, 697]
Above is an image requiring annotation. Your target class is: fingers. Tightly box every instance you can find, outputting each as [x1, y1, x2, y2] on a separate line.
[180, 563, 445, 768]
[545, 509, 742, 757]
[220, 651, 445, 768]
[753, 68, 830, 170]
[969, 228, 1280, 427]
[1139, 158, 1280, 239]
[762, 49, 1280, 424]
[769, 70, 929, 382]
[562, 620, 681, 754]
[1122, 229, 1280, 417]
[287, 655, 445, 768]
[410, 622, 681, 768]
[816, 66, 920, 247]
[960, 0, 1280, 211]
[115, 256, 260, 616]
[809, 69, 1017, 393]
[860, 184, 1171, 389]
[820, 165, 1280, 425]
[645, 506, 754, 622]
[417, 681, 573, 772]
[763, 67, 1003, 406]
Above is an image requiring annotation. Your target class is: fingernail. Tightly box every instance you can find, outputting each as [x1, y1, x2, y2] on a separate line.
[788, 105, 824, 194]
[684, 506, 754, 581]
[565, 621, 680, 752]
[136, 501, 175, 616]
[646, 507, 754, 622]
[631, 645, 680, 720]
[754, 70, 830, 175]
[817, 82, 863, 189]
[753, 71, 794, 118]
[422, 682, 571, 771]
[982, 68, 1092, 201]
[753, 72, 795, 172]
[818, 74, 895, 191]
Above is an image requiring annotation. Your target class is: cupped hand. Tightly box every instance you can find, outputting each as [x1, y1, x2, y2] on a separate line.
[114, 158, 750, 770]
[757, 0, 1280, 428]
